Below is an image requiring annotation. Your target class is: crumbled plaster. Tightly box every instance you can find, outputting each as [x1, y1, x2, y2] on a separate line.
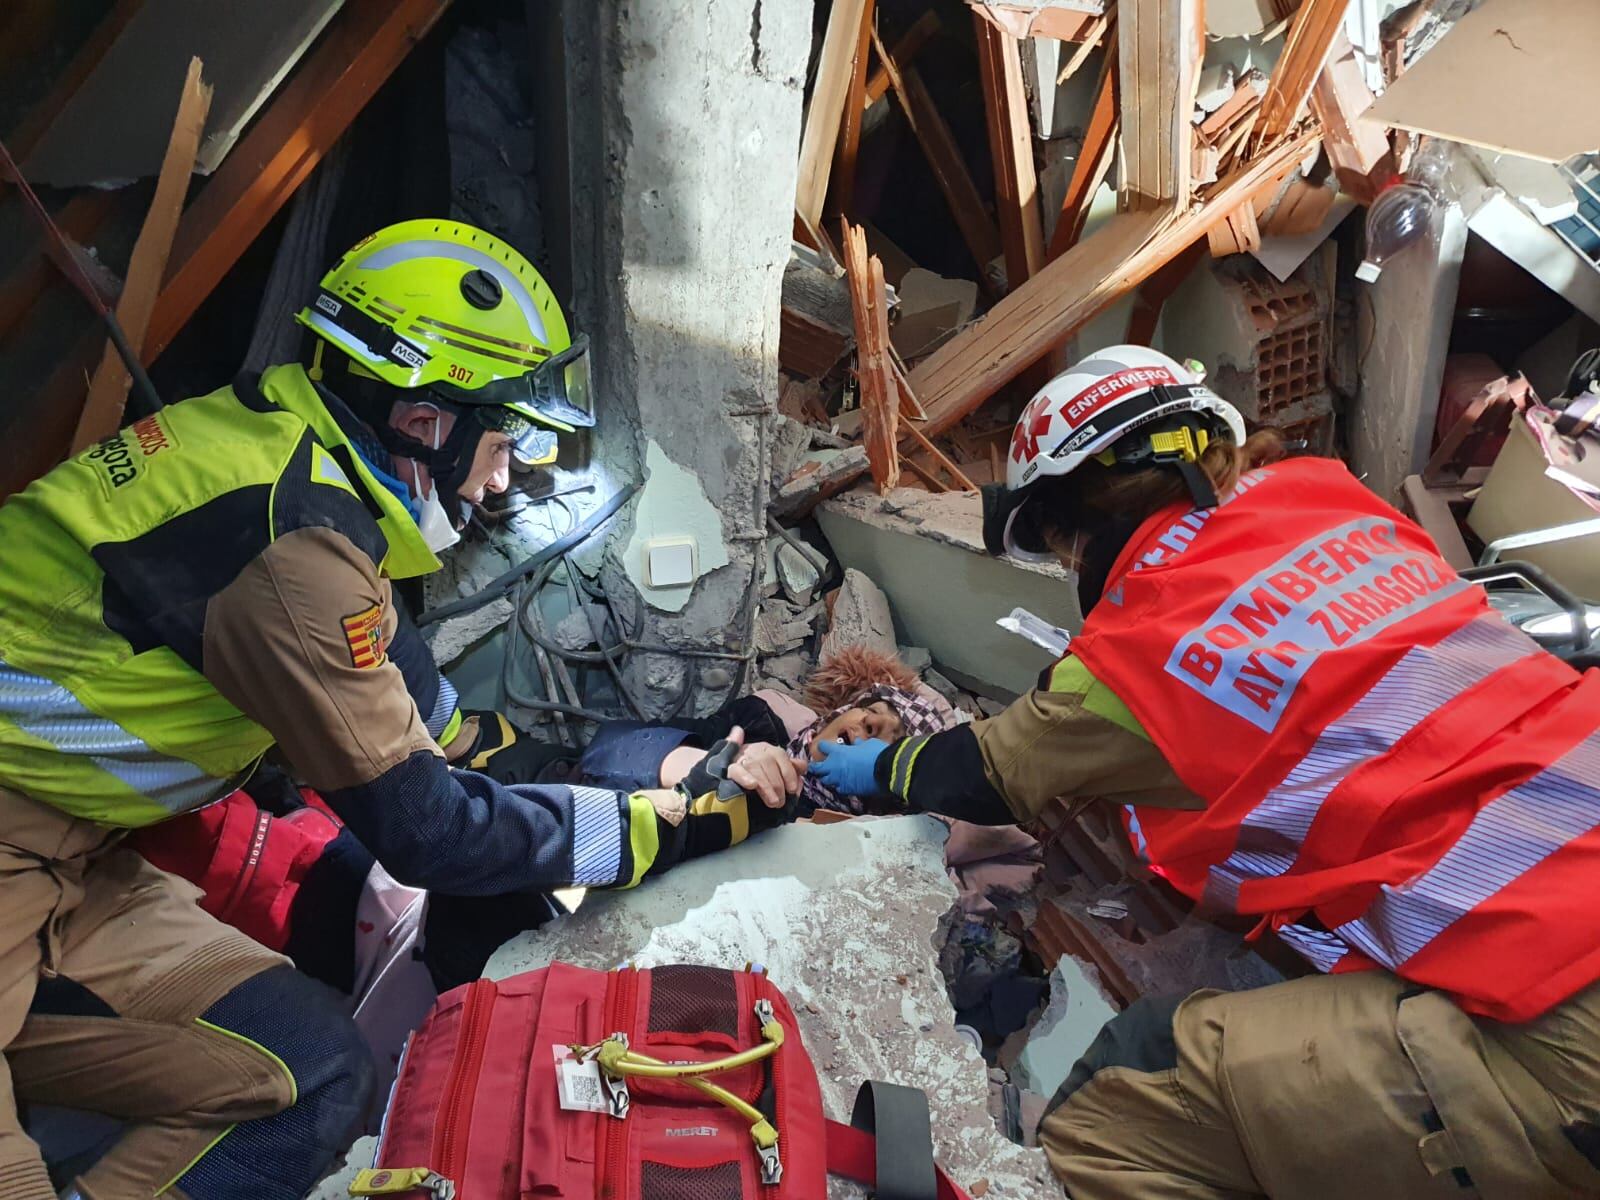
[488, 816, 1053, 1197]
[621, 440, 732, 614]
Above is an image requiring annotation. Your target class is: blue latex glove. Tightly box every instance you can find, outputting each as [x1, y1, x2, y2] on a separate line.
[811, 737, 889, 797]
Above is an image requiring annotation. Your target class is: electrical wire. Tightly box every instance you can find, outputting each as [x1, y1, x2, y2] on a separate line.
[417, 483, 638, 626]
[565, 554, 645, 719]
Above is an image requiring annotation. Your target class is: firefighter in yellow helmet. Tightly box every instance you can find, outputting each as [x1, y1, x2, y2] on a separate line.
[0, 221, 783, 1200]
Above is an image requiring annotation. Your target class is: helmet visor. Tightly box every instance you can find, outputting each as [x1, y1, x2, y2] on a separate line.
[981, 483, 1058, 563]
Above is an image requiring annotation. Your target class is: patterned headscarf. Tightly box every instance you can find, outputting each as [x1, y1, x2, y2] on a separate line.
[790, 684, 953, 815]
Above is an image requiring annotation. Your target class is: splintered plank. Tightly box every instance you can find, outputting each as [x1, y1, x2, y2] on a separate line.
[974, 12, 1044, 289]
[797, 0, 871, 228]
[873, 25, 1004, 282]
[910, 128, 1321, 435]
[1207, 201, 1261, 256]
[1254, 0, 1352, 150]
[75, 57, 212, 451]
[1310, 31, 1393, 196]
[1118, 0, 1202, 206]
[842, 222, 900, 493]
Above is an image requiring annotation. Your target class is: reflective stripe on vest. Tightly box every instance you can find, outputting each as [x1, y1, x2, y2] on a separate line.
[1338, 724, 1600, 972]
[0, 658, 232, 823]
[1069, 457, 1600, 1020]
[1201, 613, 1542, 914]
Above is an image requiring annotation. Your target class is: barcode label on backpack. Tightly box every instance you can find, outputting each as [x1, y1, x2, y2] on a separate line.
[553, 1046, 609, 1112]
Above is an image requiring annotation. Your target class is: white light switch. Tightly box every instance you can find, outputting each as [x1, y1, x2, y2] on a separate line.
[645, 536, 697, 588]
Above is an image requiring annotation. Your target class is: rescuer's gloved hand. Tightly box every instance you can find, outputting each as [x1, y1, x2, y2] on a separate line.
[640, 734, 801, 877]
[811, 737, 889, 797]
[462, 710, 581, 785]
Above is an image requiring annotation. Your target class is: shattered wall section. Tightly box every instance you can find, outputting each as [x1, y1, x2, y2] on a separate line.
[565, 0, 813, 715]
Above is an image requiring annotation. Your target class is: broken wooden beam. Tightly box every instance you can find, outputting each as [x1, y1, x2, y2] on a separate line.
[974, 13, 1045, 290]
[1047, 44, 1117, 260]
[828, 0, 877, 218]
[1118, 0, 1202, 207]
[1056, 12, 1111, 85]
[797, 0, 871, 229]
[1197, 70, 1267, 143]
[146, 0, 455, 364]
[75, 57, 211, 451]
[843, 222, 900, 494]
[910, 128, 1322, 436]
[1254, 0, 1352, 150]
[901, 417, 978, 491]
[873, 26, 1004, 286]
[865, 12, 941, 106]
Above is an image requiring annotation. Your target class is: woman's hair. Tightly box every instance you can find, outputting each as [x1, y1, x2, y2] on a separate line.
[802, 645, 920, 713]
[1036, 428, 1286, 549]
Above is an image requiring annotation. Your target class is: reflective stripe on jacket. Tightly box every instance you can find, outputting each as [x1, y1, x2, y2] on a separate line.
[0, 365, 437, 827]
[1070, 456, 1600, 1021]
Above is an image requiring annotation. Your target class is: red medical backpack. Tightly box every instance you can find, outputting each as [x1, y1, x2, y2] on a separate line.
[353, 962, 975, 1199]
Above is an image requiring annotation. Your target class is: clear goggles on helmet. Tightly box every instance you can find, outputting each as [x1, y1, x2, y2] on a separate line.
[461, 335, 595, 431]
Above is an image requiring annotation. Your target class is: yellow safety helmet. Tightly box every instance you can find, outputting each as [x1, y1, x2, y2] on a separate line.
[295, 219, 593, 467]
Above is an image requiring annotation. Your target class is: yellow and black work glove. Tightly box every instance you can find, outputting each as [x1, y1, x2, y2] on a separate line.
[646, 739, 799, 876]
[460, 710, 581, 785]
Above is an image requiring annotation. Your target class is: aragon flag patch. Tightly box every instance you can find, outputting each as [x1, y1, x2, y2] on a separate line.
[342, 604, 386, 669]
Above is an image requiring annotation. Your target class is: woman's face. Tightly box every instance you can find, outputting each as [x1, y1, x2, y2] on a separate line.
[810, 700, 905, 761]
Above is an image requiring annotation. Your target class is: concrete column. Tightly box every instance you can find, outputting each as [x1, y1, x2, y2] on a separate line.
[564, 0, 812, 716]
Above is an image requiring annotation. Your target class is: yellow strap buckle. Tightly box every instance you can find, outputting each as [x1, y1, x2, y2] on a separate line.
[1147, 427, 1209, 462]
[350, 1167, 456, 1200]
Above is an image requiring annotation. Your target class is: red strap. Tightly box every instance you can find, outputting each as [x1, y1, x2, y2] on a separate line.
[825, 1120, 975, 1200]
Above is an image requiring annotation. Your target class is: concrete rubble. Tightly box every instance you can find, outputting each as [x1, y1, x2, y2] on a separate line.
[820, 567, 898, 659]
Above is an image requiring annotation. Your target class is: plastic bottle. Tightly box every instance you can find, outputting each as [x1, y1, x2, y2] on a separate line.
[1356, 138, 1453, 282]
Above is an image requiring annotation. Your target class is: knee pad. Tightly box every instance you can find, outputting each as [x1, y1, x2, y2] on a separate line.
[177, 966, 374, 1200]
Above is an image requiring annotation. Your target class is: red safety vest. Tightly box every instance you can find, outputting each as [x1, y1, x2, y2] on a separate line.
[1071, 456, 1600, 1022]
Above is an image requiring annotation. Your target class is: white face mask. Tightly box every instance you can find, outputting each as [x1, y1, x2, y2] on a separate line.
[410, 405, 461, 555]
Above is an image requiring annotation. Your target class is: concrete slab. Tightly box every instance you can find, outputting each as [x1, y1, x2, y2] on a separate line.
[818, 488, 1079, 695]
[488, 816, 1053, 1198]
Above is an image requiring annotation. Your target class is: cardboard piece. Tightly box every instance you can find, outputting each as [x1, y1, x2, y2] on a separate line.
[1364, 0, 1600, 163]
[1468, 408, 1600, 598]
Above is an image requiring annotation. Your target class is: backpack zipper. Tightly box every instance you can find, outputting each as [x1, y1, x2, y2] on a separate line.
[597, 968, 638, 1200]
[431, 979, 499, 1192]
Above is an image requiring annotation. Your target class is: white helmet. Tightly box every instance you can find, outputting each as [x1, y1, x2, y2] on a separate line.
[983, 345, 1245, 561]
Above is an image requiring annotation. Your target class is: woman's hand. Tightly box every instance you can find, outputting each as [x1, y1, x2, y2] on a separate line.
[723, 726, 809, 809]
